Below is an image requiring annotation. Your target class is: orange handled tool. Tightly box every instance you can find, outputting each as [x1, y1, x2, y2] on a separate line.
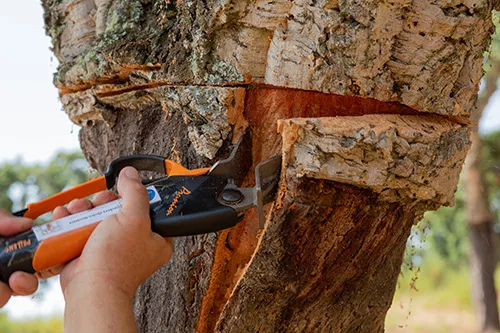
[0, 155, 209, 283]
[0, 132, 281, 285]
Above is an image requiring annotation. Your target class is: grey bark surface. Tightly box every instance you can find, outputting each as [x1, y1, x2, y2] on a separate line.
[41, 0, 496, 331]
[43, 0, 494, 129]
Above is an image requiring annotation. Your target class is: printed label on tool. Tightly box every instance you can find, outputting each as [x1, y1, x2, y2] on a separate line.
[32, 186, 162, 241]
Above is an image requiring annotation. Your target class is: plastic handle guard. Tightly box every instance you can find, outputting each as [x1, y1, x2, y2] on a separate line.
[23, 177, 107, 220]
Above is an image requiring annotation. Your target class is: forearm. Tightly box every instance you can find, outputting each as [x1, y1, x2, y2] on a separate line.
[64, 276, 137, 333]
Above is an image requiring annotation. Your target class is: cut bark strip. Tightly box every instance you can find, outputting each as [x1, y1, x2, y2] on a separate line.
[208, 116, 469, 332]
[77, 86, 472, 333]
[278, 116, 470, 205]
[42, 0, 494, 331]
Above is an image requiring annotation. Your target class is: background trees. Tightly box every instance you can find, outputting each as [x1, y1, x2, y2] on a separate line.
[0, 151, 88, 215]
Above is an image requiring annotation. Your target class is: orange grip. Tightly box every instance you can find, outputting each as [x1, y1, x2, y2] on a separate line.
[164, 160, 210, 177]
[24, 176, 107, 220]
[32, 222, 99, 272]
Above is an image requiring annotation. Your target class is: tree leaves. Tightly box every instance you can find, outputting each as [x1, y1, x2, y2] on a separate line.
[0, 151, 89, 217]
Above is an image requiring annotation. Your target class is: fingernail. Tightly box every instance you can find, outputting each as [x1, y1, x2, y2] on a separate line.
[15, 274, 37, 294]
[123, 167, 140, 181]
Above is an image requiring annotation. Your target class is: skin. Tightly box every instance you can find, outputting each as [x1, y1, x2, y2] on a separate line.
[0, 211, 38, 306]
[0, 167, 173, 333]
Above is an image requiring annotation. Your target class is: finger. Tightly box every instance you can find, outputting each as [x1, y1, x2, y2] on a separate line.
[116, 167, 150, 228]
[9, 271, 38, 296]
[151, 234, 174, 264]
[0, 282, 12, 307]
[52, 206, 70, 220]
[0, 209, 32, 237]
[67, 199, 93, 215]
[92, 191, 119, 207]
[34, 264, 64, 280]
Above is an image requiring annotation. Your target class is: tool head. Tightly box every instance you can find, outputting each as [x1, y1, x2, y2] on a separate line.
[255, 154, 282, 228]
[208, 130, 282, 229]
[208, 130, 252, 186]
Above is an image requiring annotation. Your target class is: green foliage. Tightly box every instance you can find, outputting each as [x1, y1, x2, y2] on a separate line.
[396, 256, 472, 308]
[421, 196, 469, 269]
[34, 151, 88, 200]
[0, 151, 89, 218]
[402, 130, 500, 273]
[483, 130, 500, 222]
[0, 313, 63, 333]
[485, 11, 500, 67]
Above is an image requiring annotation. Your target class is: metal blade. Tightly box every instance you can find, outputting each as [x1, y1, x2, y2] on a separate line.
[255, 154, 282, 228]
[215, 154, 282, 229]
[208, 130, 252, 186]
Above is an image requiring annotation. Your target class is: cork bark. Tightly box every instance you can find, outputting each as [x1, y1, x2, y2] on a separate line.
[41, 0, 495, 331]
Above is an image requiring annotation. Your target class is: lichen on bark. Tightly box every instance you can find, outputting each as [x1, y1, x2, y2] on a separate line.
[43, 0, 494, 118]
[64, 84, 246, 159]
[40, 0, 497, 332]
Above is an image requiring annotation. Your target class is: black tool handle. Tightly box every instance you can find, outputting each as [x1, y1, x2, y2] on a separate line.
[105, 155, 166, 188]
[152, 205, 240, 237]
[0, 230, 38, 283]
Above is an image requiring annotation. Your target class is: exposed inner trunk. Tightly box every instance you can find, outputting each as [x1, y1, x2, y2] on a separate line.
[41, 0, 494, 331]
[80, 89, 469, 331]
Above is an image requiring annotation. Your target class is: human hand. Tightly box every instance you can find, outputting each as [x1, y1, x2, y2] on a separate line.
[53, 167, 173, 299]
[0, 210, 38, 307]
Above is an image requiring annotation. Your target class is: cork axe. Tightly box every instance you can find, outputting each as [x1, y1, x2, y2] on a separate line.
[0, 131, 281, 283]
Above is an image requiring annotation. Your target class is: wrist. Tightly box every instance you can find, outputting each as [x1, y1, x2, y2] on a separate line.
[64, 273, 135, 303]
[63, 273, 137, 333]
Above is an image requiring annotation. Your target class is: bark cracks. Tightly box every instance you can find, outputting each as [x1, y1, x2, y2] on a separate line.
[44, 0, 493, 117]
[279, 116, 469, 205]
[41, 0, 496, 331]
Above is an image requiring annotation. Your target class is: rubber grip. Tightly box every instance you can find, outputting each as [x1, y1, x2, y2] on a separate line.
[103, 155, 210, 188]
[24, 177, 107, 220]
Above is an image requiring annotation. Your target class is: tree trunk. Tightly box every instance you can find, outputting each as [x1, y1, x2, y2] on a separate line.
[41, 0, 496, 331]
[464, 61, 500, 332]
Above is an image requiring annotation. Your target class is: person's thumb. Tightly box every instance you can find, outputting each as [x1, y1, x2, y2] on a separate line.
[116, 167, 150, 228]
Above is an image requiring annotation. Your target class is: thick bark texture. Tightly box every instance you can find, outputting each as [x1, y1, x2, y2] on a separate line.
[41, 0, 495, 331]
[464, 61, 500, 332]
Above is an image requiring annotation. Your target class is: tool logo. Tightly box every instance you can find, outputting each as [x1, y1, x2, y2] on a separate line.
[40, 221, 61, 236]
[166, 186, 191, 216]
[5, 238, 31, 254]
[148, 189, 155, 201]
[146, 186, 162, 204]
